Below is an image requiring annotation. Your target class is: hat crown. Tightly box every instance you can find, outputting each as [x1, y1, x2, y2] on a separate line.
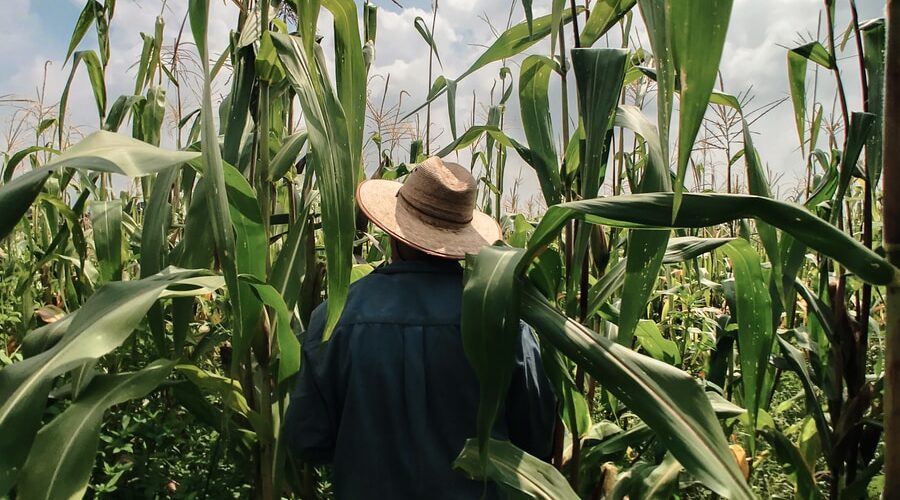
[398, 157, 476, 228]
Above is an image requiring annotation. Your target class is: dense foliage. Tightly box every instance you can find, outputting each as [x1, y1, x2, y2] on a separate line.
[0, 0, 896, 498]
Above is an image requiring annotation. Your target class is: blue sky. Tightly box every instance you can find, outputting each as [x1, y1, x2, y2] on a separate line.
[1, 0, 887, 206]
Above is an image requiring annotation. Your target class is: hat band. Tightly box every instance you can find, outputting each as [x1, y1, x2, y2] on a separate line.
[397, 189, 473, 230]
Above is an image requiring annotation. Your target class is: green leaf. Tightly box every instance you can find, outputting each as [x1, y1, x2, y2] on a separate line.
[17, 359, 176, 500]
[760, 429, 825, 500]
[270, 203, 314, 313]
[790, 41, 834, 69]
[59, 50, 107, 146]
[571, 48, 627, 199]
[519, 55, 562, 205]
[524, 193, 895, 286]
[414, 16, 442, 68]
[618, 229, 668, 346]
[542, 348, 591, 438]
[721, 239, 773, 454]
[222, 45, 255, 166]
[256, 30, 285, 83]
[614, 105, 671, 346]
[634, 320, 680, 364]
[669, 0, 734, 218]
[580, 0, 637, 47]
[241, 277, 301, 386]
[139, 167, 179, 281]
[521, 285, 753, 498]
[273, 32, 355, 339]
[861, 19, 885, 184]
[637, 0, 675, 181]
[269, 132, 308, 181]
[787, 51, 808, 153]
[612, 453, 681, 499]
[222, 162, 267, 358]
[521, 0, 534, 35]
[322, 0, 366, 183]
[188, 0, 208, 60]
[453, 438, 578, 500]
[834, 111, 875, 211]
[549, 0, 565, 57]
[65, 1, 100, 63]
[776, 334, 831, 463]
[461, 8, 579, 81]
[0, 131, 198, 242]
[90, 200, 123, 282]
[403, 8, 580, 120]
[140, 85, 166, 146]
[0, 268, 222, 493]
[2, 146, 59, 183]
[662, 236, 732, 263]
[191, 0, 244, 355]
[461, 245, 525, 464]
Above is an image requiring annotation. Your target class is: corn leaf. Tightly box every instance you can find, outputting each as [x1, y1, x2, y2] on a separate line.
[322, 0, 366, 183]
[404, 8, 580, 119]
[637, 0, 674, 176]
[550, 0, 565, 57]
[524, 193, 895, 286]
[223, 162, 267, 358]
[0, 269, 223, 494]
[461, 244, 525, 463]
[90, 200, 123, 283]
[65, 0, 100, 63]
[190, 0, 245, 358]
[669, 0, 734, 218]
[776, 334, 831, 463]
[861, 19, 885, 184]
[521, 285, 753, 499]
[59, 50, 107, 146]
[519, 55, 562, 205]
[17, 360, 177, 500]
[269, 131, 308, 181]
[761, 429, 826, 500]
[787, 51, 808, 153]
[614, 105, 671, 346]
[580, 0, 637, 47]
[572, 48, 627, 199]
[790, 41, 834, 69]
[414, 16, 442, 68]
[273, 32, 355, 339]
[453, 438, 578, 499]
[834, 112, 875, 211]
[0, 131, 198, 241]
[722, 239, 773, 454]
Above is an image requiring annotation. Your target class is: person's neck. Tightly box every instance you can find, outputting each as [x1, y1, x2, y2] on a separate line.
[392, 240, 450, 264]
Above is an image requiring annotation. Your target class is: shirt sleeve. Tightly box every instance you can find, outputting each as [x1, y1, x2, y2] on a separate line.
[282, 304, 336, 464]
[505, 322, 557, 460]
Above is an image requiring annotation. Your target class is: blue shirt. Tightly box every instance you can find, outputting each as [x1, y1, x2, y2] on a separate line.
[283, 259, 557, 499]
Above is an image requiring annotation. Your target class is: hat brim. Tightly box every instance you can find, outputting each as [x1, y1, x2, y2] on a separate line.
[356, 179, 502, 260]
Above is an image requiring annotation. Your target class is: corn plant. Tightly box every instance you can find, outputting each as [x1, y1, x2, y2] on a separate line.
[0, 0, 896, 498]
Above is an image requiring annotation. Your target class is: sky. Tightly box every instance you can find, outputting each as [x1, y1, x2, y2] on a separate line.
[0, 0, 886, 208]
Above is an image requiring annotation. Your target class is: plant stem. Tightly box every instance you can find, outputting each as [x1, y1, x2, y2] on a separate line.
[849, 0, 873, 381]
[425, 1, 438, 155]
[824, 1, 850, 137]
[882, 0, 900, 495]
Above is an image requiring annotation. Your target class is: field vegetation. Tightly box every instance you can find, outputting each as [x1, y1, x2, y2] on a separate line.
[0, 0, 898, 498]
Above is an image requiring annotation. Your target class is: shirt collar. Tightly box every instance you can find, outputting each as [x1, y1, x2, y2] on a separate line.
[376, 259, 464, 275]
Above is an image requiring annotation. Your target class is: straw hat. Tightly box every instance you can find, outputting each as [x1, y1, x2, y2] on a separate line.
[356, 156, 502, 260]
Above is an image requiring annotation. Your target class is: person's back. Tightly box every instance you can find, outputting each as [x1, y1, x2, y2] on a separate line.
[284, 257, 556, 499]
[282, 156, 556, 498]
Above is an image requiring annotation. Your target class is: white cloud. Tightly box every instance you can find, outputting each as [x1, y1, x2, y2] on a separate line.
[1, 0, 886, 203]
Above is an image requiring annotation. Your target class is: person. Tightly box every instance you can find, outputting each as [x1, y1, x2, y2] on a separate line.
[282, 157, 557, 499]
